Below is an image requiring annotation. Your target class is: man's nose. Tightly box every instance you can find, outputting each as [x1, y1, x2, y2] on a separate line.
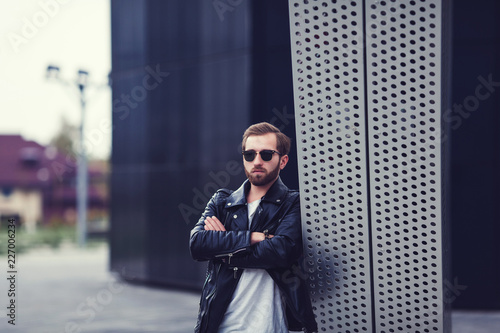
[253, 153, 264, 165]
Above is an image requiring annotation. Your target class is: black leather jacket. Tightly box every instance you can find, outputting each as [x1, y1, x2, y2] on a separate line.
[190, 177, 318, 333]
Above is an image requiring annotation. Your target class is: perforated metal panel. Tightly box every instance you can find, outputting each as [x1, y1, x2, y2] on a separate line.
[288, 1, 373, 331]
[288, 1, 448, 332]
[365, 1, 445, 332]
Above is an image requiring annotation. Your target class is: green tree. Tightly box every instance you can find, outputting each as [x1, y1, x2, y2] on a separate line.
[49, 115, 78, 157]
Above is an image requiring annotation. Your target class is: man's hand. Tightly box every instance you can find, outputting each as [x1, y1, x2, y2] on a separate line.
[250, 232, 274, 245]
[204, 216, 226, 231]
[204, 216, 274, 245]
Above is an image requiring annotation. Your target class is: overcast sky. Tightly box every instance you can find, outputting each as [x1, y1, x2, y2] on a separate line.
[0, 0, 111, 159]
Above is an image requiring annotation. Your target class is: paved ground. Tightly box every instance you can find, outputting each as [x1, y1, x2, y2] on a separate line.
[452, 311, 500, 333]
[0, 244, 199, 333]
[0, 244, 498, 333]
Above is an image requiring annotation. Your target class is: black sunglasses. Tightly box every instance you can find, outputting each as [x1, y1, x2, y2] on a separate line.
[242, 149, 282, 162]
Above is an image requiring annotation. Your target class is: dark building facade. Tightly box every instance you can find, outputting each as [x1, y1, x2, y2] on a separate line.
[109, 0, 297, 288]
[449, 1, 500, 308]
[110, 0, 500, 309]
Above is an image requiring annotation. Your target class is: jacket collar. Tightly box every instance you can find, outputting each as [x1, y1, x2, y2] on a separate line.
[225, 177, 289, 208]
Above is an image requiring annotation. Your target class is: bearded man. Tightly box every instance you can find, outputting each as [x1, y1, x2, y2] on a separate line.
[190, 122, 317, 333]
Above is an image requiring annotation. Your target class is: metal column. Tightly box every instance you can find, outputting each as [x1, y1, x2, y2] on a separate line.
[288, 1, 450, 332]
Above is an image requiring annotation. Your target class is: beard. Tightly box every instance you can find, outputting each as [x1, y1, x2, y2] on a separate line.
[245, 161, 281, 186]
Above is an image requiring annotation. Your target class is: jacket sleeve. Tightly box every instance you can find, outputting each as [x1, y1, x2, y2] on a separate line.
[229, 194, 303, 269]
[189, 191, 251, 261]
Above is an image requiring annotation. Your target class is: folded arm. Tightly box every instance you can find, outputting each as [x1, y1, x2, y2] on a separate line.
[190, 191, 302, 269]
[229, 197, 302, 269]
[205, 216, 271, 245]
[189, 192, 252, 261]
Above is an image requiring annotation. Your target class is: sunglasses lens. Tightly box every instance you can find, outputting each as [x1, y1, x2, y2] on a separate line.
[260, 151, 273, 161]
[243, 150, 279, 162]
[243, 151, 256, 161]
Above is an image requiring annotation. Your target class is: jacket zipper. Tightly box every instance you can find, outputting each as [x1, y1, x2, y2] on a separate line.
[214, 248, 246, 280]
[214, 247, 246, 265]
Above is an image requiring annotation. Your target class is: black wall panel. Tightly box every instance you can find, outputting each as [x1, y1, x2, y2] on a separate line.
[250, 0, 299, 189]
[450, 0, 500, 309]
[110, 0, 296, 289]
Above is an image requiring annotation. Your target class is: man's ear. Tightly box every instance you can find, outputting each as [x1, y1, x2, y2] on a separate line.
[279, 155, 289, 170]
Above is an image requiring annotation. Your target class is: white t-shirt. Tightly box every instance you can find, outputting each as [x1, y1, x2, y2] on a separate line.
[218, 199, 288, 333]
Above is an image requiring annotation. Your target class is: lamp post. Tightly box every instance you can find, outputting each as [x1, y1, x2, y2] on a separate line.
[46, 66, 89, 248]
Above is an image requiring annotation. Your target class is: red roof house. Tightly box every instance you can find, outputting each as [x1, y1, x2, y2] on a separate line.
[0, 135, 108, 232]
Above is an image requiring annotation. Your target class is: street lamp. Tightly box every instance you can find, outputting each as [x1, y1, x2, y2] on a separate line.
[46, 65, 61, 79]
[46, 65, 89, 248]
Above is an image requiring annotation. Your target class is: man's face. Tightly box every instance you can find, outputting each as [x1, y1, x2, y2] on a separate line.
[243, 133, 288, 187]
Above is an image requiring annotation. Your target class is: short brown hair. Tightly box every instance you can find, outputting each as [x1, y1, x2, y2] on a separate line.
[241, 122, 291, 156]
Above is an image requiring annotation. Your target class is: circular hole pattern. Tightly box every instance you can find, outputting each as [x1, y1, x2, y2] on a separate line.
[290, 0, 444, 332]
[290, 1, 372, 332]
[366, 1, 443, 332]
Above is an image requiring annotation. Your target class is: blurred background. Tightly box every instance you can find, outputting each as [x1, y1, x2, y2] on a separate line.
[0, 0, 111, 237]
[0, 0, 499, 332]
